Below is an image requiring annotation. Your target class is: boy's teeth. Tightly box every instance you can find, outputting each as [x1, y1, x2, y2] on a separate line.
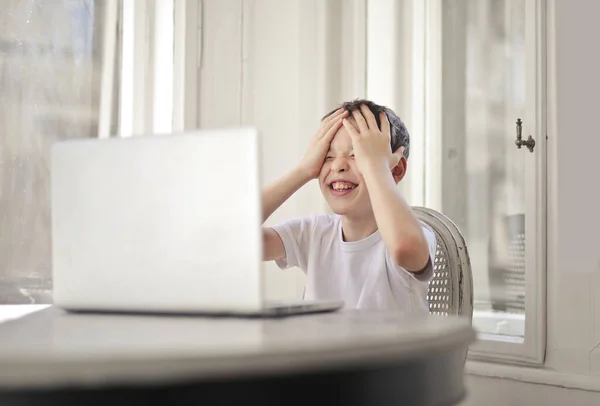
[332, 182, 355, 190]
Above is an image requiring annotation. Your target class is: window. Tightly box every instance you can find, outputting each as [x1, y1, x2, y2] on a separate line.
[0, 0, 193, 306]
[367, 0, 547, 363]
[427, 0, 546, 365]
[0, 0, 114, 304]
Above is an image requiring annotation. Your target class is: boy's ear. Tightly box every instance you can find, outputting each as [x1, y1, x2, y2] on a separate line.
[391, 146, 407, 184]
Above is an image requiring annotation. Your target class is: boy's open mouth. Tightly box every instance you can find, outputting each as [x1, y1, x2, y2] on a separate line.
[328, 180, 358, 196]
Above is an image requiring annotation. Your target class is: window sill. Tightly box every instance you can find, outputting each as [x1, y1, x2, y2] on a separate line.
[0, 305, 50, 324]
[466, 360, 600, 392]
[472, 309, 525, 337]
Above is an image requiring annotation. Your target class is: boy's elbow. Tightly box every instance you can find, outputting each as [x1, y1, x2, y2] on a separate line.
[262, 227, 286, 262]
[390, 237, 430, 272]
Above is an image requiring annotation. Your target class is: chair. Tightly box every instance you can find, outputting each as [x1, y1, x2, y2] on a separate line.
[412, 207, 473, 319]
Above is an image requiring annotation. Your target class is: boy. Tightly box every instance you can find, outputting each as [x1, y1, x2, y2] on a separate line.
[261, 99, 436, 313]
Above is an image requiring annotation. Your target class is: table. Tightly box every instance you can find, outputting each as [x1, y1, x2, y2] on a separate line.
[0, 306, 475, 406]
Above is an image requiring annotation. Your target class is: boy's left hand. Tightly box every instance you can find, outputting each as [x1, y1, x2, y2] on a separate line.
[342, 105, 402, 174]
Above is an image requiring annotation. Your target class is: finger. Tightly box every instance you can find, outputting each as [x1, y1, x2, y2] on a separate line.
[317, 114, 345, 138]
[322, 117, 344, 142]
[360, 104, 378, 131]
[323, 108, 348, 124]
[351, 109, 369, 134]
[380, 112, 391, 138]
[319, 111, 348, 139]
[342, 118, 360, 139]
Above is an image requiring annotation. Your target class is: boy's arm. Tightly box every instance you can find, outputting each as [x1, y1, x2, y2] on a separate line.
[263, 227, 286, 262]
[261, 167, 311, 223]
[261, 167, 309, 261]
[361, 162, 430, 272]
[262, 108, 348, 261]
[344, 106, 430, 272]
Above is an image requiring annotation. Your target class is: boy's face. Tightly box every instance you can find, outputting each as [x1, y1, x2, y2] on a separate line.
[318, 119, 373, 217]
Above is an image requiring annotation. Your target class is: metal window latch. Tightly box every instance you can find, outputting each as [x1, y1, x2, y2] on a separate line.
[515, 118, 535, 152]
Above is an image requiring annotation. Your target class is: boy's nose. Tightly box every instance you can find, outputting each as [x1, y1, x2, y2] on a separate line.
[331, 157, 349, 173]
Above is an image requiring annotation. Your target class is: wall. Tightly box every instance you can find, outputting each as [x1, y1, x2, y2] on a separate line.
[198, 0, 306, 300]
[460, 375, 600, 406]
[545, 0, 600, 376]
[197, 0, 365, 300]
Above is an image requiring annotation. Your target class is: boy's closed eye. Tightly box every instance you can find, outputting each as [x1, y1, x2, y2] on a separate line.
[325, 153, 354, 160]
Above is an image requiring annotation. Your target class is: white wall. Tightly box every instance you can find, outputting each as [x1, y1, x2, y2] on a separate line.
[546, 0, 600, 376]
[461, 375, 600, 406]
[197, 0, 366, 300]
[198, 0, 302, 300]
[242, 0, 322, 300]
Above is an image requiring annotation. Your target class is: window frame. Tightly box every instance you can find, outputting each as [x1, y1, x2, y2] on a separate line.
[115, 0, 198, 138]
[465, 0, 547, 365]
[366, 0, 548, 364]
[98, 0, 119, 139]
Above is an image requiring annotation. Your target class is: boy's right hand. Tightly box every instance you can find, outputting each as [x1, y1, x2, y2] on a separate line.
[298, 108, 349, 180]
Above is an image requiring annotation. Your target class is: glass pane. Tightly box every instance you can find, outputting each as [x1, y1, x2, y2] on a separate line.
[0, 0, 110, 304]
[440, 0, 526, 336]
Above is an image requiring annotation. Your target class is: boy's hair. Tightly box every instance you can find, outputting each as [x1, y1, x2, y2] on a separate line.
[322, 99, 410, 158]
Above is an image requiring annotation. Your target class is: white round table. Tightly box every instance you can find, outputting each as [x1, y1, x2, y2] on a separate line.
[0, 306, 475, 406]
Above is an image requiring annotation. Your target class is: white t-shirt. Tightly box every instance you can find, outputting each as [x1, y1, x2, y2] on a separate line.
[272, 214, 437, 313]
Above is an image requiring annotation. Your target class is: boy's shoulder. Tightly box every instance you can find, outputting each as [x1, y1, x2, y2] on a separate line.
[273, 213, 340, 234]
[302, 214, 341, 242]
[302, 213, 340, 229]
[309, 213, 340, 224]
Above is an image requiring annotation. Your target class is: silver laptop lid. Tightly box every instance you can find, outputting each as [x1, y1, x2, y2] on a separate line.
[51, 128, 263, 314]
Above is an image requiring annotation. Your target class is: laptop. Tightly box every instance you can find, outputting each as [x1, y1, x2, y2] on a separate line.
[51, 127, 343, 316]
